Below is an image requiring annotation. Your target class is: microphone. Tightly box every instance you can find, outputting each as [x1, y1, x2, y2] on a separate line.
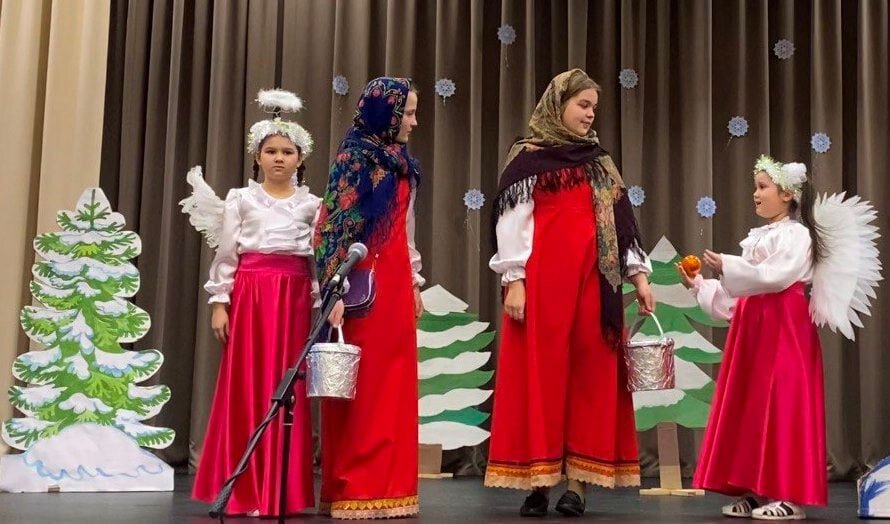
[329, 243, 368, 286]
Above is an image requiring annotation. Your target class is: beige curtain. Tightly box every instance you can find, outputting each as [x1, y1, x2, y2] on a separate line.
[94, 0, 890, 479]
[0, 0, 111, 455]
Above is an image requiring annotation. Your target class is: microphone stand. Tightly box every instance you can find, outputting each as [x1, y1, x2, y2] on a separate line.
[209, 276, 346, 523]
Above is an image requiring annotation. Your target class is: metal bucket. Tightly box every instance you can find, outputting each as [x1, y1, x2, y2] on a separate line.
[624, 314, 675, 392]
[307, 325, 361, 399]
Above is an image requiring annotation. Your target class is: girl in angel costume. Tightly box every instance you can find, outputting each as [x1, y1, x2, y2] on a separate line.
[180, 89, 321, 517]
[678, 155, 881, 520]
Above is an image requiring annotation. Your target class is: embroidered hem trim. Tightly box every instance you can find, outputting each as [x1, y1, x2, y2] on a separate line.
[484, 460, 563, 490]
[322, 496, 420, 520]
[565, 455, 641, 488]
[484, 456, 640, 490]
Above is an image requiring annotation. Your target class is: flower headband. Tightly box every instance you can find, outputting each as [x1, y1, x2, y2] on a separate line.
[753, 154, 807, 201]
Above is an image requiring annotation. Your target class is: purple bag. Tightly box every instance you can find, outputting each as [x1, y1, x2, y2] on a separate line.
[342, 267, 376, 318]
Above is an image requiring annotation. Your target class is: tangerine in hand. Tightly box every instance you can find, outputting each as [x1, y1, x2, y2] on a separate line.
[681, 254, 702, 275]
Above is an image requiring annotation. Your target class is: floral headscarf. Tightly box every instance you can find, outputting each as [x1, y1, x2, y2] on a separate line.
[314, 77, 421, 284]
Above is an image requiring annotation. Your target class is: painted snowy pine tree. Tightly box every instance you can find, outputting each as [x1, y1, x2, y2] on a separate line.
[623, 236, 726, 431]
[417, 285, 494, 451]
[0, 188, 174, 492]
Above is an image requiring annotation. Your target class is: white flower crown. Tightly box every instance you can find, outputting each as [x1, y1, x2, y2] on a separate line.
[753, 154, 807, 201]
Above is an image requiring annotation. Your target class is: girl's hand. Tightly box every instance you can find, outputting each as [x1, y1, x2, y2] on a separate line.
[504, 280, 526, 322]
[211, 303, 230, 344]
[328, 299, 345, 327]
[630, 274, 655, 315]
[703, 250, 723, 276]
[414, 286, 424, 319]
[676, 263, 696, 289]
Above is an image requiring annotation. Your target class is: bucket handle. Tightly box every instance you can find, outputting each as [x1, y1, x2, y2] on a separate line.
[628, 313, 665, 339]
[329, 324, 348, 345]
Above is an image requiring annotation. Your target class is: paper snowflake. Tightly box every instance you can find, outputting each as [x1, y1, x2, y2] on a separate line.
[332, 75, 349, 96]
[463, 189, 485, 210]
[811, 132, 831, 154]
[619, 68, 639, 89]
[627, 185, 645, 207]
[497, 24, 517, 45]
[774, 39, 795, 60]
[696, 196, 717, 218]
[728, 116, 749, 138]
[435, 78, 456, 100]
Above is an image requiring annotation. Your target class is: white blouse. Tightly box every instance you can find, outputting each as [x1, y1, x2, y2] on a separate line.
[693, 218, 813, 320]
[205, 180, 321, 304]
[488, 184, 652, 285]
[407, 188, 426, 288]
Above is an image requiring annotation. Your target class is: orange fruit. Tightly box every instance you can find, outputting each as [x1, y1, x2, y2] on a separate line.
[681, 255, 701, 275]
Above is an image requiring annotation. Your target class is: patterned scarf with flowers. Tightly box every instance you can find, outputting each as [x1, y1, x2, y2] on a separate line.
[314, 77, 421, 284]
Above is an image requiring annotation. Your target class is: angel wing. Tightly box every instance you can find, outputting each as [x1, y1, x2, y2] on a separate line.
[810, 192, 882, 340]
[178, 166, 225, 249]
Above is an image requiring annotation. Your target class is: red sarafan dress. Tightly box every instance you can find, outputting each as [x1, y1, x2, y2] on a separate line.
[485, 167, 646, 490]
[320, 178, 421, 519]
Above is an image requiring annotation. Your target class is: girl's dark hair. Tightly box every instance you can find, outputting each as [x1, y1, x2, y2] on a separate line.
[792, 178, 823, 265]
[251, 134, 306, 186]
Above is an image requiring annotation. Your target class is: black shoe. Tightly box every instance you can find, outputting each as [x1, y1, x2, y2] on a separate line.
[519, 490, 549, 518]
[555, 490, 586, 517]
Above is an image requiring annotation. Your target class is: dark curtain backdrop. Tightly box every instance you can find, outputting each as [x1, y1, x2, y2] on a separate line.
[97, 0, 890, 480]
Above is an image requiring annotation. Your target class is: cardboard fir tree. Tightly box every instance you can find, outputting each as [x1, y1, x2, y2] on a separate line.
[0, 188, 174, 492]
[416, 286, 494, 474]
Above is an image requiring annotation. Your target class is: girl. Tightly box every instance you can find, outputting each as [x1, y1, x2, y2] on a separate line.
[680, 155, 881, 520]
[314, 77, 425, 519]
[183, 89, 320, 517]
[485, 69, 653, 518]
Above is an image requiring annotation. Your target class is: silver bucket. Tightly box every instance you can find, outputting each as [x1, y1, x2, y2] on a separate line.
[624, 314, 675, 392]
[307, 325, 361, 399]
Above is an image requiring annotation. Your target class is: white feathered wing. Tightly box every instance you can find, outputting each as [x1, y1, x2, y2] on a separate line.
[809, 192, 882, 340]
[178, 166, 225, 249]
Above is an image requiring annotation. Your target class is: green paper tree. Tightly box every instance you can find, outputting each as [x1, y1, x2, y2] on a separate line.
[3, 188, 174, 451]
[623, 236, 727, 431]
[417, 286, 494, 451]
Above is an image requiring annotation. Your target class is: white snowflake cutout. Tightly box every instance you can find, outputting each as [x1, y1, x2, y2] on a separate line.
[728, 116, 749, 138]
[497, 24, 517, 45]
[463, 189, 485, 210]
[332, 75, 349, 96]
[811, 132, 831, 154]
[435, 78, 456, 101]
[774, 39, 795, 60]
[696, 196, 717, 218]
[619, 68, 639, 89]
[627, 186, 645, 207]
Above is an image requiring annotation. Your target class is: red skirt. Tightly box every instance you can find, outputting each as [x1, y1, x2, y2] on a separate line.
[485, 182, 640, 490]
[320, 178, 419, 519]
[192, 253, 315, 516]
[693, 283, 827, 506]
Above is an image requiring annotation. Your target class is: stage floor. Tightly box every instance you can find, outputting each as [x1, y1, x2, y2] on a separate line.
[0, 475, 875, 523]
